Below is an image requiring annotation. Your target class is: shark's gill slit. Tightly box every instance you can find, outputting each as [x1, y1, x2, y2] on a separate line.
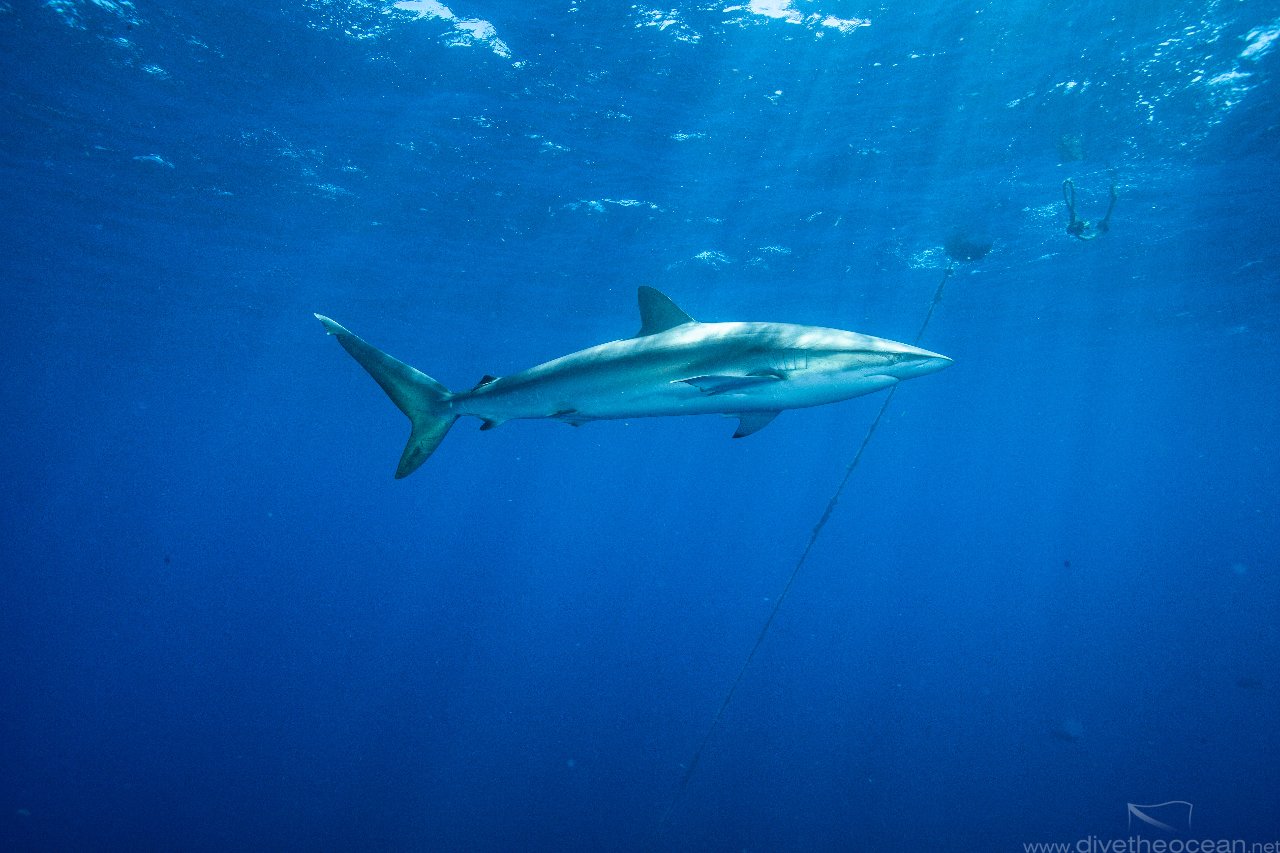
[659, 260, 961, 832]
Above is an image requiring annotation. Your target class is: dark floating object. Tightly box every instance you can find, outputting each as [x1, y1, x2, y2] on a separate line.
[1059, 134, 1085, 162]
[1050, 717, 1085, 742]
[944, 232, 993, 263]
[1063, 559, 1071, 569]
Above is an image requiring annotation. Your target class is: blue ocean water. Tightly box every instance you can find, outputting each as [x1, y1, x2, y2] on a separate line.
[3, 0, 1279, 850]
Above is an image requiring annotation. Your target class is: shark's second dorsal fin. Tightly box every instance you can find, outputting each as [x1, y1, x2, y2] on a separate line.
[636, 286, 697, 337]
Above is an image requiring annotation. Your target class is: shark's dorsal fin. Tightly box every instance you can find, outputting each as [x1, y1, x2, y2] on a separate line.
[636, 286, 697, 337]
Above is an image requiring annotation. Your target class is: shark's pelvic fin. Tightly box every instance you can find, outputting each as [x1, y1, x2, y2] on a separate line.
[635, 286, 697, 337]
[732, 411, 780, 438]
[314, 314, 458, 479]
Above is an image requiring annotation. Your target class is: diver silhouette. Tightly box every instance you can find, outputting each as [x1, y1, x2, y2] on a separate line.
[1063, 178, 1117, 241]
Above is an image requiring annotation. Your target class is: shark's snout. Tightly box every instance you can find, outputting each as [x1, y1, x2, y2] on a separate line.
[923, 352, 954, 372]
[894, 346, 953, 379]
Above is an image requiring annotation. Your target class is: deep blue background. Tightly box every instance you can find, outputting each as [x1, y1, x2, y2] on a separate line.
[3, 1, 1278, 850]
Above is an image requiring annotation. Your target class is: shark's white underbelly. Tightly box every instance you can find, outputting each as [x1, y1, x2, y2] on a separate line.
[452, 363, 895, 422]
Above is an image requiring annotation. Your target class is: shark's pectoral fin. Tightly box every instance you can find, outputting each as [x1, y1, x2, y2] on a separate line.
[732, 411, 780, 438]
[679, 370, 785, 395]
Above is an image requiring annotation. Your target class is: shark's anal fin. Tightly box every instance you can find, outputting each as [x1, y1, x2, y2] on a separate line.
[679, 371, 784, 395]
[635, 286, 697, 336]
[732, 411, 780, 438]
[551, 408, 591, 427]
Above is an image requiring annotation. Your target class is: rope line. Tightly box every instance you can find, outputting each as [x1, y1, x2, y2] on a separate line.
[658, 263, 954, 832]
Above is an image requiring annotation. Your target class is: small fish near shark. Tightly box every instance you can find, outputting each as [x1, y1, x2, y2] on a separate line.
[315, 287, 952, 478]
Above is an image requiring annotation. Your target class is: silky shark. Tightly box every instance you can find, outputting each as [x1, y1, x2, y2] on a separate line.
[315, 287, 951, 478]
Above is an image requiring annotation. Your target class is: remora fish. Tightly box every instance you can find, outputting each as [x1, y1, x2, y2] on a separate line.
[315, 287, 951, 478]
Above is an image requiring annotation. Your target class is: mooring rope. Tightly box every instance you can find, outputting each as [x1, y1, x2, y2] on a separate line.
[659, 262, 955, 832]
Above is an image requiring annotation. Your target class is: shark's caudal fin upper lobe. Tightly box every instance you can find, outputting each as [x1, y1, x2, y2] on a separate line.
[314, 314, 457, 478]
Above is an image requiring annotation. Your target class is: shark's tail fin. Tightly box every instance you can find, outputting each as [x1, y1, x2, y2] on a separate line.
[315, 314, 458, 478]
